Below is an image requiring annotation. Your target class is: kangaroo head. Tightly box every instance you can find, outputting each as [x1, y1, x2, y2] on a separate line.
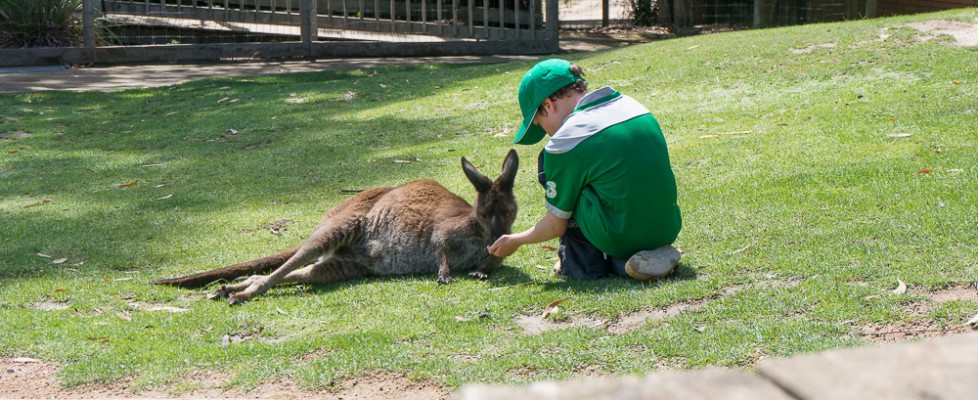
[461, 149, 519, 242]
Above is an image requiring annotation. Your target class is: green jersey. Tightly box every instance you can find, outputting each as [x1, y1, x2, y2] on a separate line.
[542, 87, 682, 258]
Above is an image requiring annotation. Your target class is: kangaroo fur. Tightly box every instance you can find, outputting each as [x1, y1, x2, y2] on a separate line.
[154, 149, 519, 305]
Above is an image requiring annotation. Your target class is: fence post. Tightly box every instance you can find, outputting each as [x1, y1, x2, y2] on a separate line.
[546, 0, 558, 42]
[865, 0, 877, 18]
[83, 0, 95, 63]
[601, 0, 608, 27]
[301, 0, 318, 57]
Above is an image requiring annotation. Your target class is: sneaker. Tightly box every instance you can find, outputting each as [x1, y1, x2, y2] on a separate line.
[625, 245, 681, 281]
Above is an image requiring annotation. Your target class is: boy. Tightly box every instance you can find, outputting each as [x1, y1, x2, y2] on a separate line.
[488, 59, 682, 280]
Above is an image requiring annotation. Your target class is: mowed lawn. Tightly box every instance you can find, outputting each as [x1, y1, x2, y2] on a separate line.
[1, 8, 976, 395]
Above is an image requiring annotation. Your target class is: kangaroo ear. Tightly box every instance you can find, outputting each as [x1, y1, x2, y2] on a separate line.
[462, 157, 492, 192]
[496, 149, 519, 191]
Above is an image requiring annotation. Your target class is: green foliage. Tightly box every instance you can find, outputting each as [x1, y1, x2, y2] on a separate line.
[0, 0, 83, 48]
[629, 0, 657, 26]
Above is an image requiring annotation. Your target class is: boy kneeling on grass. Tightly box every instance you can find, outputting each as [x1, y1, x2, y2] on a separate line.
[488, 59, 682, 280]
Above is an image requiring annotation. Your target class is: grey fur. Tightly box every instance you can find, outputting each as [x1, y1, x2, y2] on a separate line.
[154, 149, 519, 305]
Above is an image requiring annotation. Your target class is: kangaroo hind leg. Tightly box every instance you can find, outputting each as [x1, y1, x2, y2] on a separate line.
[225, 220, 362, 305]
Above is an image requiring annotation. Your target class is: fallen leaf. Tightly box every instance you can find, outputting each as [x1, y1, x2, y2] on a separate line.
[37, 253, 52, 258]
[12, 357, 40, 363]
[864, 295, 882, 300]
[454, 316, 470, 322]
[541, 298, 568, 319]
[164, 111, 179, 117]
[948, 169, 964, 173]
[887, 117, 897, 121]
[52, 258, 68, 264]
[694, 326, 706, 333]
[25, 199, 51, 208]
[227, 129, 239, 135]
[891, 279, 907, 295]
[886, 133, 911, 138]
[221, 334, 230, 347]
[953, 81, 961, 85]
[540, 245, 558, 251]
[101, 277, 111, 282]
[217, 97, 230, 103]
[118, 180, 139, 188]
[116, 312, 132, 321]
[7, 150, 18, 154]
[687, 45, 700, 50]
[917, 168, 932, 174]
[157, 194, 173, 200]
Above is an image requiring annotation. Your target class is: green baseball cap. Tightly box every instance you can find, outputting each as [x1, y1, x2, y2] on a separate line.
[514, 59, 585, 145]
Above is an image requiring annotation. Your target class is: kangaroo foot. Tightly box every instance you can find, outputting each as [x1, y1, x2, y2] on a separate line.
[226, 278, 269, 305]
[436, 275, 457, 284]
[468, 271, 490, 280]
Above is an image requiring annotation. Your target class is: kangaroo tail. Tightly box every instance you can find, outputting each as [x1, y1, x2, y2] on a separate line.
[153, 245, 301, 288]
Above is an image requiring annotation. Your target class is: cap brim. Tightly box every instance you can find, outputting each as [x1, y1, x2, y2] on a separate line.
[514, 111, 546, 145]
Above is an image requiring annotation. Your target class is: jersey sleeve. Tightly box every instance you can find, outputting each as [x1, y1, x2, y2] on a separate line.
[542, 151, 584, 220]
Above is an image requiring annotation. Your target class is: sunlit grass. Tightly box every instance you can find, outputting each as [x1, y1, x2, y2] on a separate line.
[1, 8, 977, 393]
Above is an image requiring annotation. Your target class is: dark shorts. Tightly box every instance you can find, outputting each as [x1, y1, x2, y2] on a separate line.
[539, 151, 630, 279]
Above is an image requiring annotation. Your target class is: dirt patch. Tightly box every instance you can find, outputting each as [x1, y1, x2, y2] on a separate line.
[29, 301, 71, 311]
[608, 302, 699, 334]
[927, 284, 978, 303]
[0, 359, 448, 399]
[0, 131, 32, 140]
[908, 19, 978, 47]
[514, 314, 608, 335]
[791, 42, 837, 54]
[860, 322, 974, 344]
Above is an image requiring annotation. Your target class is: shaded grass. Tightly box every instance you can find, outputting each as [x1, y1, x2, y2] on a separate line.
[1, 8, 977, 392]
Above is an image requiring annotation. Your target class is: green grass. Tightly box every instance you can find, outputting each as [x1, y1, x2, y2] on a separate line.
[2, 9, 977, 392]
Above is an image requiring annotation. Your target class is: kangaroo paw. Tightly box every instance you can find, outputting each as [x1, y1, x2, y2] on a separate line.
[207, 287, 229, 300]
[468, 271, 490, 280]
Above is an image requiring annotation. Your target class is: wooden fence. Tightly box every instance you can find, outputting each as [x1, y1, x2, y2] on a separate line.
[0, 0, 559, 66]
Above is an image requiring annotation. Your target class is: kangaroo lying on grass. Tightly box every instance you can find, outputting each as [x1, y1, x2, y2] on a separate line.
[154, 149, 519, 305]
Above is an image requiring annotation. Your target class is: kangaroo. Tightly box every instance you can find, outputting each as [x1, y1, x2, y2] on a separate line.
[153, 149, 519, 305]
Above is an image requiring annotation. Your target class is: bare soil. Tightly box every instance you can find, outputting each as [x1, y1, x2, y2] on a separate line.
[0, 360, 448, 400]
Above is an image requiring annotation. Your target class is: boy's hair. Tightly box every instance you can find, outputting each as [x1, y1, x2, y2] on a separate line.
[537, 64, 587, 117]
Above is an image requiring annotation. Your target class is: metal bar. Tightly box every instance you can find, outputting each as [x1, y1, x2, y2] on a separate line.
[452, 0, 458, 36]
[754, 0, 762, 28]
[467, 0, 473, 36]
[513, 0, 519, 39]
[482, 0, 488, 39]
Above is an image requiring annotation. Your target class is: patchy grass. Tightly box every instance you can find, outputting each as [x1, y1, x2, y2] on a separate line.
[1, 8, 977, 395]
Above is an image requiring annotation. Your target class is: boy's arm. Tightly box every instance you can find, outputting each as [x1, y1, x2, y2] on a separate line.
[488, 212, 568, 258]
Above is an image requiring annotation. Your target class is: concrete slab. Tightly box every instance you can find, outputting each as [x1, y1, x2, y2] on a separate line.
[758, 332, 978, 400]
[453, 367, 795, 400]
